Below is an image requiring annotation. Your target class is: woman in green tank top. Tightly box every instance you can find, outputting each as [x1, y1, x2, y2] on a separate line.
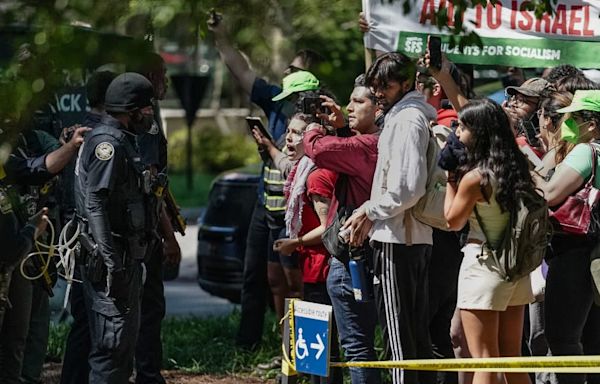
[445, 99, 537, 384]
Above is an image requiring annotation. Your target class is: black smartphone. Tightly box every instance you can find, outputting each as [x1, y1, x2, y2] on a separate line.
[302, 96, 331, 116]
[245, 117, 272, 141]
[519, 120, 541, 149]
[428, 35, 442, 70]
[208, 9, 222, 27]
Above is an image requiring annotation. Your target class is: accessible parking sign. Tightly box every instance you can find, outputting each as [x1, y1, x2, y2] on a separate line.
[293, 300, 332, 377]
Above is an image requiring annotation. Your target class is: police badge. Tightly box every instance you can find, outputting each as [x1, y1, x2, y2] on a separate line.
[95, 142, 114, 161]
[148, 120, 159, 135]
[0, 189, 13, 214]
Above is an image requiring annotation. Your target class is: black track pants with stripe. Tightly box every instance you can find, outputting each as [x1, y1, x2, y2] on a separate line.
[372, 241, 436, 384]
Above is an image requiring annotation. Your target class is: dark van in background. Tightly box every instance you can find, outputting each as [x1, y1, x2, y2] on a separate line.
[196, 164, 260, 303]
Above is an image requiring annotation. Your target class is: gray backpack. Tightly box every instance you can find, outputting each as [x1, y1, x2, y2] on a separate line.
[476, 190, 551, 282]
[411, 124, 452, 231]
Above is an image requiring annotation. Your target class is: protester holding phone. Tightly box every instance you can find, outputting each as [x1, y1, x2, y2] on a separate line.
[272, 112, 343, 384]
[303, 74, 383, 384]
[423, 36, 470, 113]
[504, 77, 555, 157]
[209, 10, 326, 351]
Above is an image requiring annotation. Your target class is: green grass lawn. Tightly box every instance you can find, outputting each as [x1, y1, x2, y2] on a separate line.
[168, 172, 217, 208]
[49, 309, 392, 382]
[49, 311, 281, 377]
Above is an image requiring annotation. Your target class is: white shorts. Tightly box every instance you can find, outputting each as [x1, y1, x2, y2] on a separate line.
[457, 243, 534, 311]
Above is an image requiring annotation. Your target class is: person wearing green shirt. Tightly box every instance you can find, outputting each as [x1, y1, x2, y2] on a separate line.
[535, 89, 600, 384]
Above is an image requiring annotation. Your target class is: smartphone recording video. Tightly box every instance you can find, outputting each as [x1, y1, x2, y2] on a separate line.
[427, 35, 442, 70]
[245, 117, 272, 141]
[302, 96, 331, 116]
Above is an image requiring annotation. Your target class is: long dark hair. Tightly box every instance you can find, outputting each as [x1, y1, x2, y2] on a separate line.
[458, 98, 535, 213]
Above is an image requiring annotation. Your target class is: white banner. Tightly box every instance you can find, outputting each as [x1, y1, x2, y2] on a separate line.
[363, 0, 600, 67]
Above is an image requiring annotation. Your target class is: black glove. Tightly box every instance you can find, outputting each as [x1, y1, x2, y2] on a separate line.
[438, 131, 466, 172]
[107, 270, 129, 301]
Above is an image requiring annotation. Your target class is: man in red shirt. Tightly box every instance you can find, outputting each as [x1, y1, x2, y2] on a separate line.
[302, 75, 382, 384]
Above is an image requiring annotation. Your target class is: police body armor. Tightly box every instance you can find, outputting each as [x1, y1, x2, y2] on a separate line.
[77, 125, 152, 283]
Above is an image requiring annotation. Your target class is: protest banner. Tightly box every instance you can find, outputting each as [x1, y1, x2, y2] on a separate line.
[362, 0, 600, 67]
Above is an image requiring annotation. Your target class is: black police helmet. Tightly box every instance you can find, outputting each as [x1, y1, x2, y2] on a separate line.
[104, 72, 154, 113]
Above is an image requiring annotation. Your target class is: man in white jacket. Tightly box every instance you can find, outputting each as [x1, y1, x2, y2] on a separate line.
[344, 52, 438, 384]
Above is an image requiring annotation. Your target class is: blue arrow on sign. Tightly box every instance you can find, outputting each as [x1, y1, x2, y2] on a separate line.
[293, 300, 332, 377]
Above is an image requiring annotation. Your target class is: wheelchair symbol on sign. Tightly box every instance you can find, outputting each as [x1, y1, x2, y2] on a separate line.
[295, 328, 309, 360]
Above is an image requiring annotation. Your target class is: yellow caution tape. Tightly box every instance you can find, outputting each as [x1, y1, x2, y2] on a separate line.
[330, 355, 600, 373]
[281, 299, 297, 374]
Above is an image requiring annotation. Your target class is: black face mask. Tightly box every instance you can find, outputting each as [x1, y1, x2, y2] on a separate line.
[128, 110, 154, 134]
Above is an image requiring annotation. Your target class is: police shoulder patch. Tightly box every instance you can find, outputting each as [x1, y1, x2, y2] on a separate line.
[148, 121, 159, 135]
[0, 189, 13, 214]
[95, 142, 114, 161]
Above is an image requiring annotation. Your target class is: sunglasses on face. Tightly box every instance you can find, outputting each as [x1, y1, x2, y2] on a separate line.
[507, 94, 537, 108]
[283, 65, 304, 76]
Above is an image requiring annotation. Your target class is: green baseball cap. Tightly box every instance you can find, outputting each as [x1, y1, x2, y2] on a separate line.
[557, 90, 600, 113]
[272, 71, 320, 101]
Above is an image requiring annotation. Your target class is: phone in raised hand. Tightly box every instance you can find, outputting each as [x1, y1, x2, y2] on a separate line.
[427, 35, 442, 70]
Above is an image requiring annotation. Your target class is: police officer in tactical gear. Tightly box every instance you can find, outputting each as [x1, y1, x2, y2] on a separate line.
[0, 120, 87, 384]
[75, 72, 155, 384]
[130, 52, 179, 384]
[60, 70, 117, 384]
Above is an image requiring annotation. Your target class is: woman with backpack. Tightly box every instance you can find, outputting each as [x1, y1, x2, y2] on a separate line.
[444, 98, 535, 384]
[534, 89, 600, 384]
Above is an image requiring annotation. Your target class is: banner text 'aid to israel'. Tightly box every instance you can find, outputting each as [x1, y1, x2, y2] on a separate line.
[362, 0, 600, 68]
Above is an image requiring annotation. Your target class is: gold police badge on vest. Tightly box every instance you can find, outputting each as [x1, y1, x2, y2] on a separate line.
[95, 142, 114, 161]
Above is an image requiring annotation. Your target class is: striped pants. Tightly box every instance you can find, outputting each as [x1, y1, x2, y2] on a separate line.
[372, 242, 436, 384]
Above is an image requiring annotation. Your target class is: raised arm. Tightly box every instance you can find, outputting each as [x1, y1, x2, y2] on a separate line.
[208, 13, 257, 96]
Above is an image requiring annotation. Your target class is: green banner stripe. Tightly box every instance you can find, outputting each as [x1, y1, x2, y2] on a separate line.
[397, 32, 600, 68]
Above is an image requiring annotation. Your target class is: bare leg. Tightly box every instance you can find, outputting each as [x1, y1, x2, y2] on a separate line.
[499, 305, 531, 384]
[451, 307, 473, 384]
[461, 309, 501, 384]
[267, 262, 290, 327]
[282, 266, 303, 299]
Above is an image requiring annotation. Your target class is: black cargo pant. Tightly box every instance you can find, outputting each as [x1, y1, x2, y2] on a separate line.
[21, 283, 50, 384]
[84, 261, 143, 384]
[135, 242, 166, 384]
[0, 267, 34, 384]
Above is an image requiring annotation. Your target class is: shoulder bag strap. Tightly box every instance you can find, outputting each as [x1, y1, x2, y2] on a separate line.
[473, 205, 491, 249]
[335, 173, 350, 211]
[587, 143, 599, 188]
